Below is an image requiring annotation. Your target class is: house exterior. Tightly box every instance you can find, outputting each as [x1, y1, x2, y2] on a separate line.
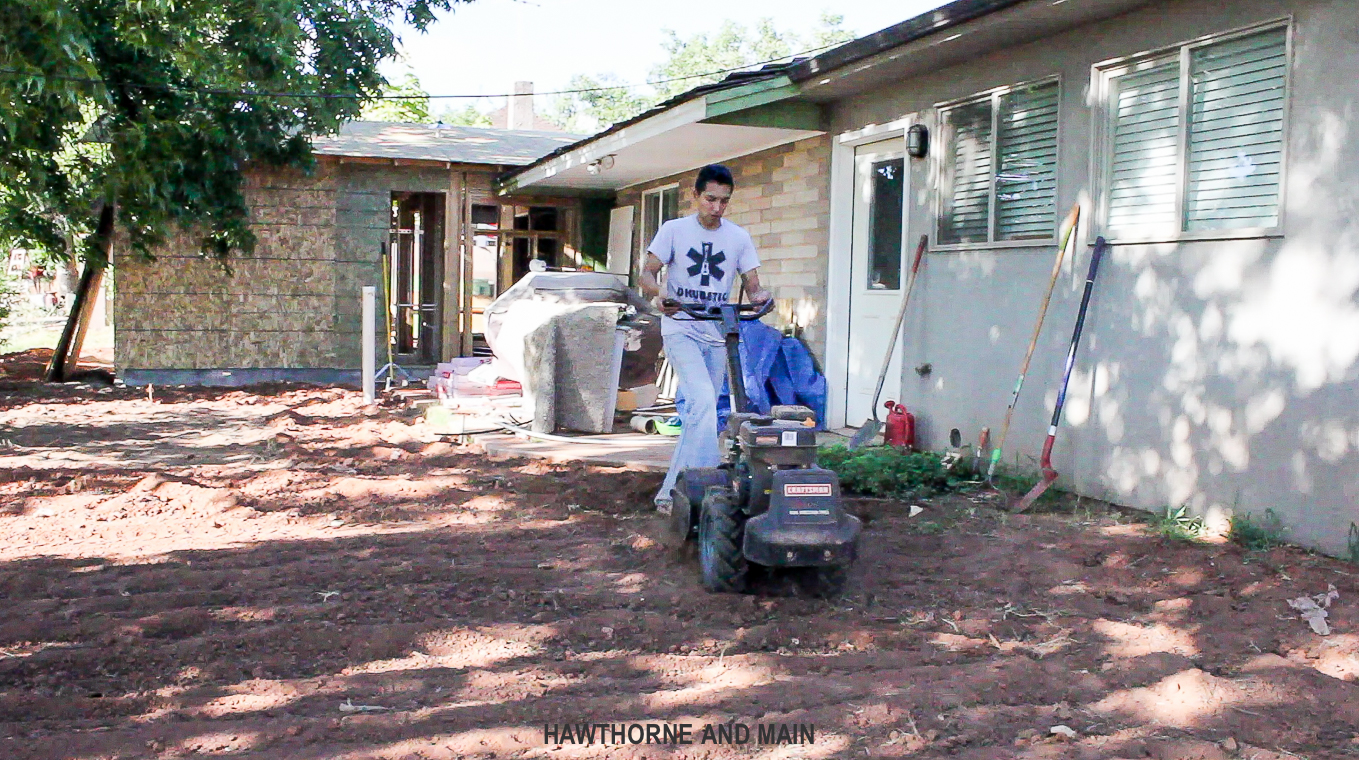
[505, 0, 1359, 557]
[113, 121, 590, 385]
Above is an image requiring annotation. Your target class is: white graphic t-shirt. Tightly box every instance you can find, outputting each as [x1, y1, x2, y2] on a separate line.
[648, 215, 761, 345]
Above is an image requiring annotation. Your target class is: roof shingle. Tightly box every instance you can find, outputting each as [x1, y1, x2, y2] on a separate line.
[311, 121, 584, 166]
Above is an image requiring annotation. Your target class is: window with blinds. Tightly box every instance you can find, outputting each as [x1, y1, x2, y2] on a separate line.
[1107, 59, 1182, 234]
[1102, 25, 1289, 237]
[1185, 27, 1288, 230]
[939, 79, 1060, 245]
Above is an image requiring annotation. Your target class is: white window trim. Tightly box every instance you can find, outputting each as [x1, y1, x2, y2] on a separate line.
[932, 76, 1063, 252]
[639, 182, 681, 254]
[1090, 18, 1293, 244]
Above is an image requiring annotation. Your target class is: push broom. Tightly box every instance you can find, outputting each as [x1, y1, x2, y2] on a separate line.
[985, 203, 1081, 483]
[848, 234, 929, 450]
[1013, 236, 1109, 512]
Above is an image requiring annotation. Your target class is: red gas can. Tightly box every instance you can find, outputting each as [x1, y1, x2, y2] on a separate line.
[883, 401, 916, 450]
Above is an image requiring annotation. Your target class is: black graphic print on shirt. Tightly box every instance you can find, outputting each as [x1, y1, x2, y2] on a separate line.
[686, 242, 726, 287]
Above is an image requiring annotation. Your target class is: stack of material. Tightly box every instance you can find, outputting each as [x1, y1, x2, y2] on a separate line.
[485, 272, 661, 389]
[521, 304, 624, 434]
[485, 272, 656, 434]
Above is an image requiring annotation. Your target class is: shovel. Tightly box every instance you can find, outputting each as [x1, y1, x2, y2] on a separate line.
[1013, 236, 1108, 512]
[849, 234, 928, 450]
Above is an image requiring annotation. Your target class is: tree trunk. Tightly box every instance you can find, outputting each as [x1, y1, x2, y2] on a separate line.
[45, 204, 114, 383]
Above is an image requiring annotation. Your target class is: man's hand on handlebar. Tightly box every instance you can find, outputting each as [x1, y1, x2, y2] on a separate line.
[671, 298, 775, 321]
[748, 289, 772, 304]
[653, 296, 680, 317]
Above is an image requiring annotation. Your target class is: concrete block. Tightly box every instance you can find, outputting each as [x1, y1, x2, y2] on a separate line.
[774, 272, 818, 287]
[770, 217, 818, 234]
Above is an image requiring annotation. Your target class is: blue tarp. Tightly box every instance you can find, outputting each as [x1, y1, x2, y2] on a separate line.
[676, 321, 828, 430]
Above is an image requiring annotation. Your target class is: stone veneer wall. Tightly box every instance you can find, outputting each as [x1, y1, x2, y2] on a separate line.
[614, 135, 832, 361]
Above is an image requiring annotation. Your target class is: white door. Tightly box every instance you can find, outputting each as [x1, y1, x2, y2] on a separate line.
[845, 141, 909, 427]
[605, 206, 634, 282]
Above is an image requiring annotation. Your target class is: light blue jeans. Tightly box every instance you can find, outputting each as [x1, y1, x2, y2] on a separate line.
[656, 332, 728, 505]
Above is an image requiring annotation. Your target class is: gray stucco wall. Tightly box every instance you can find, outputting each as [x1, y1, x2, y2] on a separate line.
[826, 0, 1359, 555]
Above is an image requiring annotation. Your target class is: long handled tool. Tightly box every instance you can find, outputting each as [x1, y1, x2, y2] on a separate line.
[1014, 236, 1109, 512]
[986, 203, 1081, 483]
[848, 234, 929, 450]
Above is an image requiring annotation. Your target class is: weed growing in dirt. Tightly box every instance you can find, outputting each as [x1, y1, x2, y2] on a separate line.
[818, 445, 971, 498]
[912, 520, 946, 535]
[1154, 505, 1206, 542]
[1349, 523, 1359, 565]
[1230, 508, 1286, 550]
[990, 468, 1039, 495]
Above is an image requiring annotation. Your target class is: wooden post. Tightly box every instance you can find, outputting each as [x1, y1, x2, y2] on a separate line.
[461, 172, 474, 357]
[46, 203, 114, 383]
[442, 168, 463, 361]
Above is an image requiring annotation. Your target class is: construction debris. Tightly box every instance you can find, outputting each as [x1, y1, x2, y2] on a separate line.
[1287, 584, 1339, 635]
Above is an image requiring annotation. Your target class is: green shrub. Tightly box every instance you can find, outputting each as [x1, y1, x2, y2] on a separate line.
[0, 263, 15, 336]
[818, 444, 966, 498]
[1155, 505, 1206, 542]
[1229, 509, 1286, 550]
[1349, 523, 1359, 566]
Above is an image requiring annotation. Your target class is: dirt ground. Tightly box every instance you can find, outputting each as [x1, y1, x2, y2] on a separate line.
[1, 349, 1357, 760]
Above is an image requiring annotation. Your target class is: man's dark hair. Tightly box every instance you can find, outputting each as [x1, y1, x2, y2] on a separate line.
[694, 164, 735, 193]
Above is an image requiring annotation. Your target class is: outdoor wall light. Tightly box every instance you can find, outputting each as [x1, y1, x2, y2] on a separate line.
[586, 154, 617, 175]
[907, 124, 929, 159]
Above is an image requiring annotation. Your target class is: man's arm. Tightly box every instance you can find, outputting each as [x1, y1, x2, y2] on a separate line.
[741, 268, 772, 304]
[640, 253, 679, 316]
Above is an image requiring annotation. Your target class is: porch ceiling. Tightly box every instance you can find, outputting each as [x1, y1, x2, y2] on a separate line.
[501, 95, 823, 194]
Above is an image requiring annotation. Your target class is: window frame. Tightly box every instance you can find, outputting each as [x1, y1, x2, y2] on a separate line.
[640, 183, 681, 252]
[1092, 18, 1293, 244]
[933, 75, 1063, 252]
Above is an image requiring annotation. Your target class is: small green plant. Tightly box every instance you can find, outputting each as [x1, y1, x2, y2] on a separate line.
[1346, 522, 1359, 565]
[1229, 508, 1286, 550]
[818, 444, 968, 499]
[990, 468, 1040, 495]
[913, 520, 946, 535]
[1155, 505, 1206, 542]
[990, 465, 1067, 507]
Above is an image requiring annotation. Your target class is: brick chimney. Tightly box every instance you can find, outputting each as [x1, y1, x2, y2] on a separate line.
[507, 81, 535, 131]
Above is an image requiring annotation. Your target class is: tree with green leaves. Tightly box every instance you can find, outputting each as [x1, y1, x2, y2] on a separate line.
[361, 69, 432, 123]
[433, 104, 493, 127]
[549, 13, 855, 132]
[0, 0, 464, 376]
[359, 68, 493, 126]
[548, 74, 651, 134]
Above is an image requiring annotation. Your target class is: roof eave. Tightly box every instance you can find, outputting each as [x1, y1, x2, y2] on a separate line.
[789, 0, 1033, 83]
[501, 67, 806, 192]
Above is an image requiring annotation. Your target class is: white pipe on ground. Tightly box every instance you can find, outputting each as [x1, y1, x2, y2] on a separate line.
[362, 286, 376, 404]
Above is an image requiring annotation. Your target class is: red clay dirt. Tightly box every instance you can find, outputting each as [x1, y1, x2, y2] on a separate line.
[0, 349, 1356, 759]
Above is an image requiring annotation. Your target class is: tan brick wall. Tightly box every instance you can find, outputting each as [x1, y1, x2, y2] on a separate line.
[114, 164, 348, 371]
[616, 135, 832, 360]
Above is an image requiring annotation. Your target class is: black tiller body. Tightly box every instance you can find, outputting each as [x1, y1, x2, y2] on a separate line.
[666, 300, 861, 595]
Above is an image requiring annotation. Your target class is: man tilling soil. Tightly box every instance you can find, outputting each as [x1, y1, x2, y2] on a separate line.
[1, 361, 1356, 759]
[639, 164, 771, 513]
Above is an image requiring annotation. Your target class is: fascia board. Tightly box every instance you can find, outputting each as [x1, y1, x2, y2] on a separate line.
[503, 99, 708, 192]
